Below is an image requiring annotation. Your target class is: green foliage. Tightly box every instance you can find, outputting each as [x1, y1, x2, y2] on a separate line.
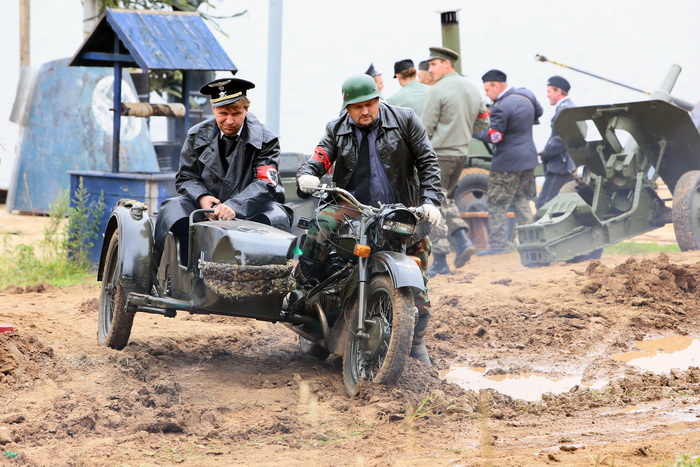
[604, 241, 680, 255]
[0, 179, 105, 288]
[667, 454, 700, 467]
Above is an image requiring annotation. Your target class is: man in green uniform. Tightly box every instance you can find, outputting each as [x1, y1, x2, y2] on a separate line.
[421, 47, 490, 276]
[387, 59, 430, 115]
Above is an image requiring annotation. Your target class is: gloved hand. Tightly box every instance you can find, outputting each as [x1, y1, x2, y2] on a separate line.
[421, 204, 442, 226]
[298, 174, 320, 193]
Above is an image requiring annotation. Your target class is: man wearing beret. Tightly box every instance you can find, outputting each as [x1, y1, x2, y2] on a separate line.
[536, 75, 576, 209]
[475, 69, 543, 255]
[154, 77, 291, 265]
[387, 59, 430, 115]
[295, 73, 444, 365]
[421, 46, 490, 276]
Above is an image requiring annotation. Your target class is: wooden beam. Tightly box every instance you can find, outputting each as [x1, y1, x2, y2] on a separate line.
[19, 0, 30, 67]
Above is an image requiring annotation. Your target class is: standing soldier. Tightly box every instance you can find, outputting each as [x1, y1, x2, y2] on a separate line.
[387, 58, 430, 115]
[421, 46, 490, 276]
[537, 75, 576, 209]
[475, 69, 543, 255]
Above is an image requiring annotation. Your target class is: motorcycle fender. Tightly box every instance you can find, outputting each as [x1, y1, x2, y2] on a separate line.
[97, 204, 153, 294]
[370, 251, 425, 290]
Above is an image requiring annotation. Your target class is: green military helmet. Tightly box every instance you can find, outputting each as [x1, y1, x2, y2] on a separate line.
[341, 74, 383, 108]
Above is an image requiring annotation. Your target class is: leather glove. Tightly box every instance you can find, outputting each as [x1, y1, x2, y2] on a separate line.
[298, 174, 320, 194]
[421, 204, 442, 226]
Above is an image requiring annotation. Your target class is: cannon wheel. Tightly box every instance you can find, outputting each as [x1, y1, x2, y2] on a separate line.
[673, 170, 700, 251]
[98, 229, 135, 350]
[342, 274, 414, 397]
[455, 167, 489, 213]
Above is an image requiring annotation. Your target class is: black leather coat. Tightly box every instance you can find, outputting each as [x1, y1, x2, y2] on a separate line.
[154, 113, 290, 250]
[297, 103, 443, 208]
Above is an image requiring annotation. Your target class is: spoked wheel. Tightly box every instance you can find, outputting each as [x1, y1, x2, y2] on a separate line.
[98, 229, 135, 350]
[342, 275, 415, 396]
[299, 336, 330, 361]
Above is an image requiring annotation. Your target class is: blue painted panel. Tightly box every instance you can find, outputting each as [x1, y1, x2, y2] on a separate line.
[8, 58, 160, 214]
[69, 171, 178, 265]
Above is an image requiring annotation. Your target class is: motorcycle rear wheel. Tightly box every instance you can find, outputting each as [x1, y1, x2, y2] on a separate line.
[342, 274, 415, 396]
[98, 229, 135, 350]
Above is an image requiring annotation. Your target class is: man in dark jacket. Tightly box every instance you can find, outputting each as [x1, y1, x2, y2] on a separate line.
[295, 73, 444, 364]
[536, 75, 576, 209]
[154, 77, 291, 264]
[475, 69, 543, 255]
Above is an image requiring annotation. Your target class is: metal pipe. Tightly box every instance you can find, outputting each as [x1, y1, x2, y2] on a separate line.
[112, 35, 122, 173]
[536, 54, 694, 111]
[440, 10, 461, 75]
[266, 0, 283, 134]
[313, 302, 331, 347]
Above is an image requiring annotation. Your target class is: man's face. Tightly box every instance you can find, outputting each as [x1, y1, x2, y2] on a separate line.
[546, 86, 563, 106]
[373, 75, 384, 92]
[213, 104, 248, 136]
[418, 70, 434, 86]
[428, 59, 451, 82]
[484, 82, 504, 102]
[346, 97, 380, 128]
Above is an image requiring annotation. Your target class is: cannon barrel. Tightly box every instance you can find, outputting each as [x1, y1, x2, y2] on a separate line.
[536, 54, 695, 111]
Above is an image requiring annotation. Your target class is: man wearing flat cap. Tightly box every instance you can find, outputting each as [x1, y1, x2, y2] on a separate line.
[475, 69, 543, 255]
[154, 77, 291, 265]
[387, 58, 429, 115]
[421, 46, 490, 276]
[536, 75, 576, 209]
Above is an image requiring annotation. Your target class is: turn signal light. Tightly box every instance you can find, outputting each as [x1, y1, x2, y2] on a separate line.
[408, 255, 422, 267]
[354, 244, 371, 257]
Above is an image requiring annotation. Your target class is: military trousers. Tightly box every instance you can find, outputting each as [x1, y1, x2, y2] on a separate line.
[536, 172, 574, 210]
[487, 169, 536, 249]
[430, 155, 470, 256]
[299, 204, 432, 316]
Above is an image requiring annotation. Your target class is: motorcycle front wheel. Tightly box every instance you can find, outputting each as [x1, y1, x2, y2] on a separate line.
[98, 229, 135, 350]
[342, 274, 415, 396]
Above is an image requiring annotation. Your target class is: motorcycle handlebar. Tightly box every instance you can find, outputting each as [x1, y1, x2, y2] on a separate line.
[307, 185, 424, 218]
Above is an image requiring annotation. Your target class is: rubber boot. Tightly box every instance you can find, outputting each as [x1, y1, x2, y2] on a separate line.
[410, 314, 432, 365]
[428, 253, 450, 278]
[449, 228, 476, 269]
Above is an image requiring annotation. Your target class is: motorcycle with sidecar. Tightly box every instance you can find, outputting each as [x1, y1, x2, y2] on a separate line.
[96, 186, 430, 395]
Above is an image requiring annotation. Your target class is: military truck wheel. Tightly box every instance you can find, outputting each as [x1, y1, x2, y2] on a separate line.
[98, 230, 135, 350]
[673, 170, 700, 251]
[455, 168, 489, 213]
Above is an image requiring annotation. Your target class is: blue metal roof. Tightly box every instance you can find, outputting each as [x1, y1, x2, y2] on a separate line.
[69, 9, 236, 72]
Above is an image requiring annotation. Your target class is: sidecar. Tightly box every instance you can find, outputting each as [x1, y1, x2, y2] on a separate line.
[96, 199, 299, 350]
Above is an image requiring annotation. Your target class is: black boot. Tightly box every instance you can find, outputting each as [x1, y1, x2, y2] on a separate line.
[428, 253, 450, 277]
[449, 228, 476, 269]
[410, 314, 432, 365]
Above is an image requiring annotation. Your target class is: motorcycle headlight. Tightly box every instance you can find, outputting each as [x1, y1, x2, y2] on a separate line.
[380, 209, 416, 241]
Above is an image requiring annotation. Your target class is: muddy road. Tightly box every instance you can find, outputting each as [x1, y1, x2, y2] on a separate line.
[1, 211, 699, 465]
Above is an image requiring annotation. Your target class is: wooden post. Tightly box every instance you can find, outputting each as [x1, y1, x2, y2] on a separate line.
[19, 0, 30, 67]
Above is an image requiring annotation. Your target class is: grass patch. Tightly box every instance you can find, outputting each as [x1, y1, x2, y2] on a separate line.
[604, 241, 680, 255]
[0, 179, 104, 289]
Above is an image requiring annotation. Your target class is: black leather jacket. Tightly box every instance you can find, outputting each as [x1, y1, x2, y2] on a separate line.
[297, 103, 443, 207]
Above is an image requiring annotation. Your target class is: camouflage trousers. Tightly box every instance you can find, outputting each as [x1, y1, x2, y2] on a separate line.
[487, 169, 536, 249]
[430, 155, 470, 256]
[300, 204, 432, 316]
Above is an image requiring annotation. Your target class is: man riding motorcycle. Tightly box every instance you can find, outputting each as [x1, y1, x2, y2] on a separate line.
[294, 74, 444, 365]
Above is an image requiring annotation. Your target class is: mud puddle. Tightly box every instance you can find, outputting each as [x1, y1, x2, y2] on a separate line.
[612, 336, 700, 373]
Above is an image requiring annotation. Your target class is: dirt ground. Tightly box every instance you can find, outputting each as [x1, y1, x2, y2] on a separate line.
[1, 207, 699, 466]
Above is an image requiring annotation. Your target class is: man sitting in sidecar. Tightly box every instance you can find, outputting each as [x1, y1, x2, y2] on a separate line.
[154, 77, 292, 266]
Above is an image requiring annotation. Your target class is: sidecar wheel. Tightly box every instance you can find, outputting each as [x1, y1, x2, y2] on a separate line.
[342, 274, 415, 397]
[98, 230, 135, 350]
[299, 336, 330, 361]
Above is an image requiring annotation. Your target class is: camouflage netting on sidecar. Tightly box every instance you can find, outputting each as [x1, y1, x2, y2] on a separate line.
[200, 260, 295, 300]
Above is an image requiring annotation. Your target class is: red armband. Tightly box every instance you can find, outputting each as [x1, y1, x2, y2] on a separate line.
[256, 165, 279, 186]
[310, 146, 332, 173]
[488, 128, 503, 144]
[477, 110, 490, 119]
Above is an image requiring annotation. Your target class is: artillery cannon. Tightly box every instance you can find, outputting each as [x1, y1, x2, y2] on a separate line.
[517, 65, 700, 267]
